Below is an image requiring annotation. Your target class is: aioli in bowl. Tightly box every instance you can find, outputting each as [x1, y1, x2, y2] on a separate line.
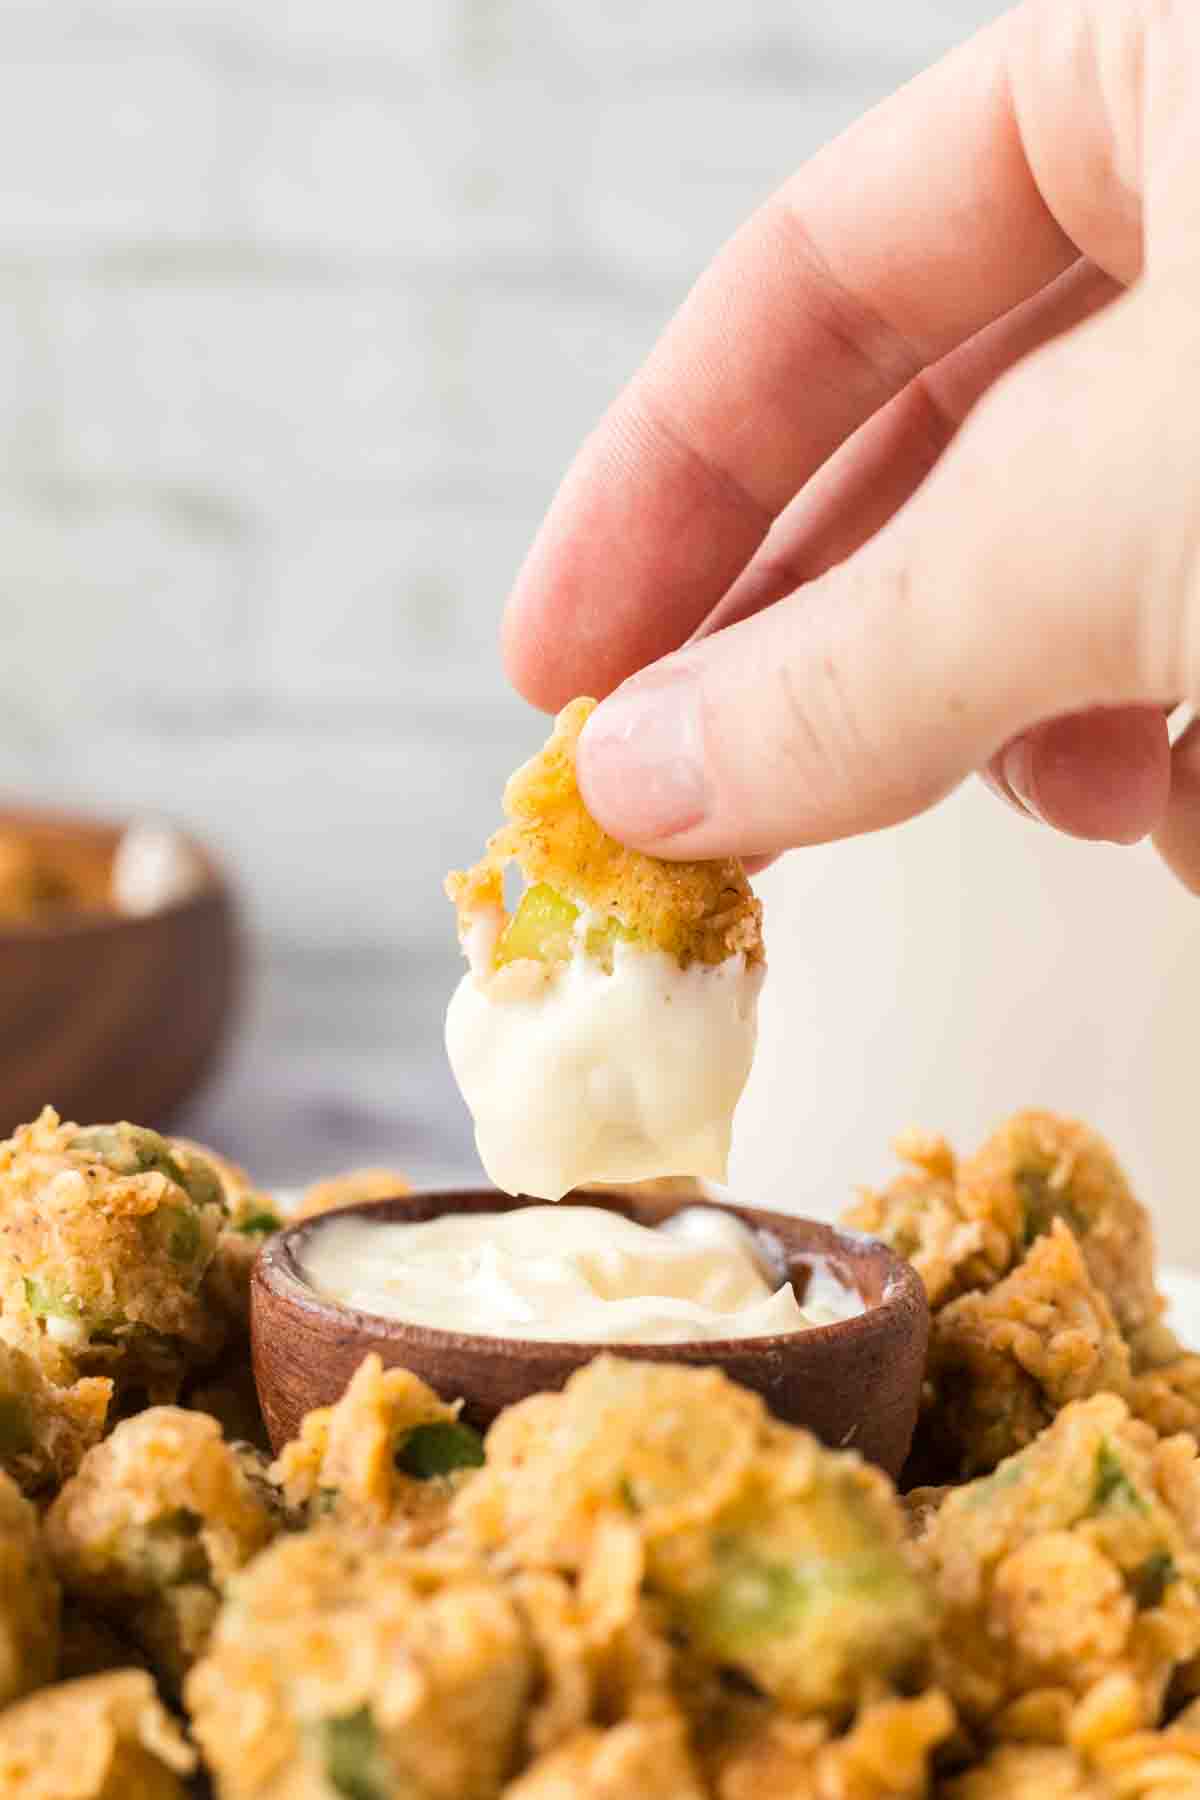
[298, 1201, 864, 1345]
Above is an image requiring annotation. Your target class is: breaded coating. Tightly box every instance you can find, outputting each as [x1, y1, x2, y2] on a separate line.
[1129, 1351, 1200, 1442]
[45, 1405, 277, 1691]
[945, 1698, 1200, 1796]
[956, 1110, 1162, 1341]
[916, 1395, 1200, 1736]
[297, 1166, 412, 1220]
[0, 1670, 195, 1800]
[456, 1356, 932, 1718]
[702, 1690, 955, 1800]
[272, 1353, 483, 1532]
[1089, 1695, 1200, 1793]
[446, 698, 762, 970]
[0, 1466, 59, 1707]
[186, 1530, 535, 1800]
[923, 1223, 1133, 1478]
[190, 1146, 284, 1341]
[943, 1745, 1107, 1797]
[0, 1109, 229, 1402]
[0, 1330, 110, 1497]
[504, 1570, 675, 1758]
[843, 1129, 1014, 1310]
[503, 1710, 707, 1800]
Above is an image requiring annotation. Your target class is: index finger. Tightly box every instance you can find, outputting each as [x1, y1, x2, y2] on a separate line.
[502, 7, 1087, 710]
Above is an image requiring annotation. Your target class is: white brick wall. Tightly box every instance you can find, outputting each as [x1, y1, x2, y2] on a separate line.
[0, 0, 1025, 1183]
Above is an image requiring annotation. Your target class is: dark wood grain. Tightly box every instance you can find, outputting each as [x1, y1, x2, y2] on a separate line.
[0, 805, 240, 1133]
[252, 1187, 929, 1477]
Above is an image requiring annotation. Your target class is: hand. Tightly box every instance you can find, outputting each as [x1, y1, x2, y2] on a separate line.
[501, 0, 1200, 891]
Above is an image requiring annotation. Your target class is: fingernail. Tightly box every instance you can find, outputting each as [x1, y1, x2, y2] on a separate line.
[1000, 737, 1047, 826]
[579, 666, 709, 840]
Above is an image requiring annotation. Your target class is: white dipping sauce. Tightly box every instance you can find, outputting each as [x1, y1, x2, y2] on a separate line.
[445, 924, 763, 1203]
[300, 1203, 861, 1343]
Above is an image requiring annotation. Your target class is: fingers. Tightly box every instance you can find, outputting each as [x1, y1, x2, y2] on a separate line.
[1154, 716, 1200, 893]
[504, 10, 1084, 711]
[983, 707, 1171, 844]
[694, 259, 1119, 640]
[693, 260, 1165, 854]
[577, 286, 1194, 858]
[505, 0, 1160, 713]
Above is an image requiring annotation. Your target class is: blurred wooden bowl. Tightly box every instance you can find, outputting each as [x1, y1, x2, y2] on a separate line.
[252, 1186, 929, 1477]
[0, 805, 240, 1134]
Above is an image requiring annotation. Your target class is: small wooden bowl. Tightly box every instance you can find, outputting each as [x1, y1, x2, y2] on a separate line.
[0, 805, 240, 1134]
[252, 1188, 929, 1477]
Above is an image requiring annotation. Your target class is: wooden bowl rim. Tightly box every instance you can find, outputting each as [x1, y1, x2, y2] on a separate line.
[256, 1186, 926, 1359]
[0, 802, 228, 944]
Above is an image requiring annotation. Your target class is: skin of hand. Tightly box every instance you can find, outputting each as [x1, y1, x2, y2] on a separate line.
[501, 0, 1200, 892]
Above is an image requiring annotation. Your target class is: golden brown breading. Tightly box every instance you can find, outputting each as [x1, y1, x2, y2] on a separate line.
[296, 1166, 412, 1220]
[186, 1529, 535, 1800]
[955, 1111, 1162, 1342]
[944, 1698, 1200, 1796]
[456, 1356, 933, 1719]
[446, 698, 762, 970]
[942, 1745, 1107, 1797]
[1129, 1352, 1200, 1443]
[843, 1129, 1014, 1310]
[502, 1710, 707, 1800]
[923, 1222, 1133, 1478]
[45, 1405, 277, 1691]
[271, 1352, 482, 1532]
[0, 1670, 195, 1800]
[704, 1690, 955, 1800]
[916, 1395, 1200, 1737]
[1089, 1696, 1200, 1793]
[192, 1153, 284, 1342]
[0, 1466, 59, 1708]
[0, 1109, 228, 1403]
[0, 1329, 110, 1497]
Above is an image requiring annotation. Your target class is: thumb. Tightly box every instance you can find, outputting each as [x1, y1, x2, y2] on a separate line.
[577, 284, 1197, 859]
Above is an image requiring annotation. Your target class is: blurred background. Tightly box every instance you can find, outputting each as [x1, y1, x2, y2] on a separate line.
[1, 1, 1197, 1258]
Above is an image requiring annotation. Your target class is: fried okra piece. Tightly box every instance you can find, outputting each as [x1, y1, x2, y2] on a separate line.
[296, 1165, 412, 1220]
[0, 1109, 228, 1401]
[0, 1330, 110, 1497]
[0, 1467, 60, 1706]
[841, 1129, 1013, 1310]
[922, 1223, 1133, 1479]
[273, 1353, 483, 1531]
[916, 1394, 1200, 1736]
[955, 1110, 1162, 1341]
[456, 1357, 933, 1719]
[445, 701, 765, 1200]
[45, 1406, 277, 1691]
[0, 1670, 195, 1800]
[447, 698, 762, 974]
[186, 1531, 535, 1800]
